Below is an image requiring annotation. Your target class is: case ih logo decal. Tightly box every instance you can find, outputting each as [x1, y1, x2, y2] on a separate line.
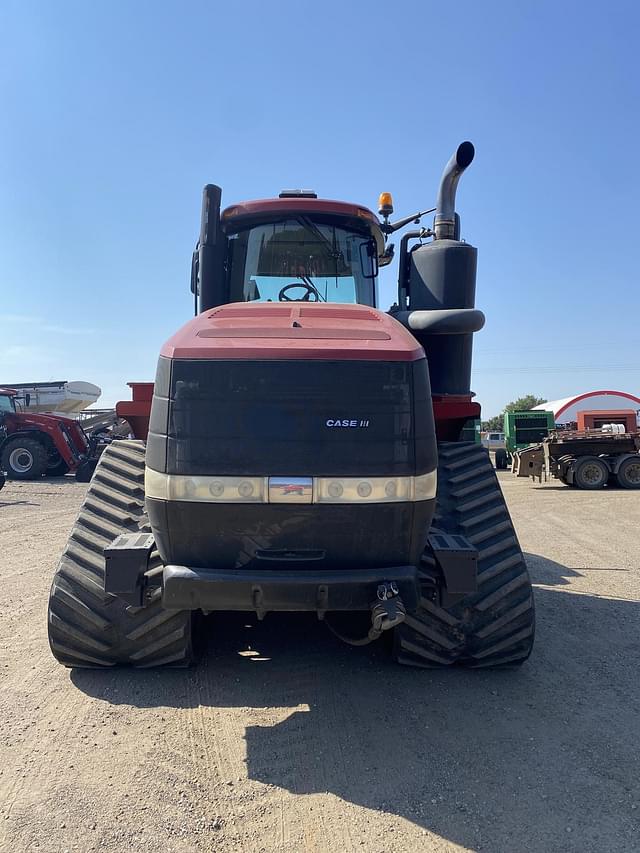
[325, 419, 370, 428]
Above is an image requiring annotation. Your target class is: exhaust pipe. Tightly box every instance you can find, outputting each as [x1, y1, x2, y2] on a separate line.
[434, 141, 475, 240]
[197, 184, 225, 311]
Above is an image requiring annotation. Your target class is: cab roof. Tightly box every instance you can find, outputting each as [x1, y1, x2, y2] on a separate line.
[222, 196, 382, 241]
[222, 197, 379, 225]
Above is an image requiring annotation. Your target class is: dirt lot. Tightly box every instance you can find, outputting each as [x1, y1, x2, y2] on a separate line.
[0, 473, 638, 853]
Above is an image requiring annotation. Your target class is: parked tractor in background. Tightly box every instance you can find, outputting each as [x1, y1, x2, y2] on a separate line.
[48, 142, 536, 670]
[494, 410, 555, 470]
[0, 388, 99, 481]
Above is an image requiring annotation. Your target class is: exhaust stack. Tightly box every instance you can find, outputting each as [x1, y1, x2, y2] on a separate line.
[197, 184, 225, 312]
[396, 141, 480, 402]
[434, 141, 475, 240]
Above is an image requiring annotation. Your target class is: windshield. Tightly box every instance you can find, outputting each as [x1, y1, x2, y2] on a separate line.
[0, 395, 15, 413]
[227, 218, 377, 305]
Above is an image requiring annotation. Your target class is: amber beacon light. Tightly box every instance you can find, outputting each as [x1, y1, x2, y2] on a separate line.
[378, 192, 394, 218]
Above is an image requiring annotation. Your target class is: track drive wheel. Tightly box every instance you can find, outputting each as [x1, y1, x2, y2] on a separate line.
[1, 436, 48, 479]
[394, 441, 535, 668]
[48, 440, 195, 668]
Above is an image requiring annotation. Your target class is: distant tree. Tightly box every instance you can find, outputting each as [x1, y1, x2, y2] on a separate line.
[504, 395, 547, 413]
[482, 415, 504, 431]
[482, 396, 547, 432]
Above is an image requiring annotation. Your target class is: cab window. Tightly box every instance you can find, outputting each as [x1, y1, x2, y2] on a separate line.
[227, 218, 377, 306]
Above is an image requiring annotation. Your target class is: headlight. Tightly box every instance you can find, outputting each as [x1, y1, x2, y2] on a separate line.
[145, 470, 267, 503]
[315, 475, 429, 503]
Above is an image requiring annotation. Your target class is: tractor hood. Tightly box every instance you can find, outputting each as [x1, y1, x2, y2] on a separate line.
[160, 303, 425, 362]
[8, 412, 80, 429]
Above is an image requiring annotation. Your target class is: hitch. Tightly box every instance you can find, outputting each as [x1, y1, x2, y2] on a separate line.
[369, 582, 406, 639]
[325, 580, 407, 647]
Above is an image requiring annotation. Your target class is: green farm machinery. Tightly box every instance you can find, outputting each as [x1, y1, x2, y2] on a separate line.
[494, 410, 555, 470]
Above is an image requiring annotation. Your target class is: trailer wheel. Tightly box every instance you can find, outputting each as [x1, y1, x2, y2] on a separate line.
[573, 456, 609, 490]
[494, 448, 508, 470]
[1, 436, 48, 479]
[394, 442, 535, 668]
[48, 440, 195, 668]
[615, 456, 640, 489]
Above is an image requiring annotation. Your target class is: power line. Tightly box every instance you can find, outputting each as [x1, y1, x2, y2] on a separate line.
[473, 365, 640, 374]
[476, 343, 640, 355]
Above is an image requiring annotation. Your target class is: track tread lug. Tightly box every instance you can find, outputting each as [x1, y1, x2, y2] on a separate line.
[474, 596, 534, 639]
[50, 580, 111, 630]
[478, 534, 519, 562]
[450, 474, 501, 499]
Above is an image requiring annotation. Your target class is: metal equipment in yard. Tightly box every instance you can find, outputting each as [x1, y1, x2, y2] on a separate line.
[462, 417, 482, 444]
[0, 380, 101, 414]
[576, 409, 638, 433]
[513, 429, 640, 489]
[48, 142, 535, 669]
[494, 410, 555, 470]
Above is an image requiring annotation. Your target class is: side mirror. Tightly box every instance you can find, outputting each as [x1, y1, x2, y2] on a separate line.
[359, 240, 378, 279]
[190, 248, 199, 295]
[379, 242, 395, 267]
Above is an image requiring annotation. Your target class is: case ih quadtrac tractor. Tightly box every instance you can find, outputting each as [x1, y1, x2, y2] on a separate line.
[48, 143, 535, 668]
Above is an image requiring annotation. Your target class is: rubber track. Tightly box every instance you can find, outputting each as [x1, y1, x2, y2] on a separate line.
[48, 440, 194, 668]
[394, 441, 535, 668]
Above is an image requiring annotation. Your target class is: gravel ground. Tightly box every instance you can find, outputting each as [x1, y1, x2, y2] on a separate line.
[0, 472, 638, 853]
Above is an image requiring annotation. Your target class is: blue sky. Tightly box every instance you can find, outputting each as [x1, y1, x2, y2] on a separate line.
[1, 0, 638, 417]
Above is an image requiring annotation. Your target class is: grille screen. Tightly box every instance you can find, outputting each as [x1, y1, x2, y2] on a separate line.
[152, 359, 435, 477]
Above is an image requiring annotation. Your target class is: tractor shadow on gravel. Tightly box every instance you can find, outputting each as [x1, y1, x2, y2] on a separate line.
[72, 553, 639, 853]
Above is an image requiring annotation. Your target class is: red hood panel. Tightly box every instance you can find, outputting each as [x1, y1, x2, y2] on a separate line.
[9, 412, 80, 428]
[161, 303, 424, 362]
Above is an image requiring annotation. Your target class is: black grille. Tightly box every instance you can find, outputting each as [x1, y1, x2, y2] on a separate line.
[148, 357, 436, 477]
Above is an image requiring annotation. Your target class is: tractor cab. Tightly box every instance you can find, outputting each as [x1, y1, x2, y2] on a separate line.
[0, 391, 16, 454]
[192, 192, 386, 311]
[0, 389, 17, 414]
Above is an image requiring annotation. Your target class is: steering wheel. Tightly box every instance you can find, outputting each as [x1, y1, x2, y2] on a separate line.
[278, 282, 320, 302]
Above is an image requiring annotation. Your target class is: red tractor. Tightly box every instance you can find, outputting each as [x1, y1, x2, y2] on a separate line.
[48, 142, 535, 669]
[0, 388, 98, 481]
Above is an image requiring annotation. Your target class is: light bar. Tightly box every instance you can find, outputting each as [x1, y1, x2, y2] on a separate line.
[316, 475, 413, 503]
[145, 469, 436, 504]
